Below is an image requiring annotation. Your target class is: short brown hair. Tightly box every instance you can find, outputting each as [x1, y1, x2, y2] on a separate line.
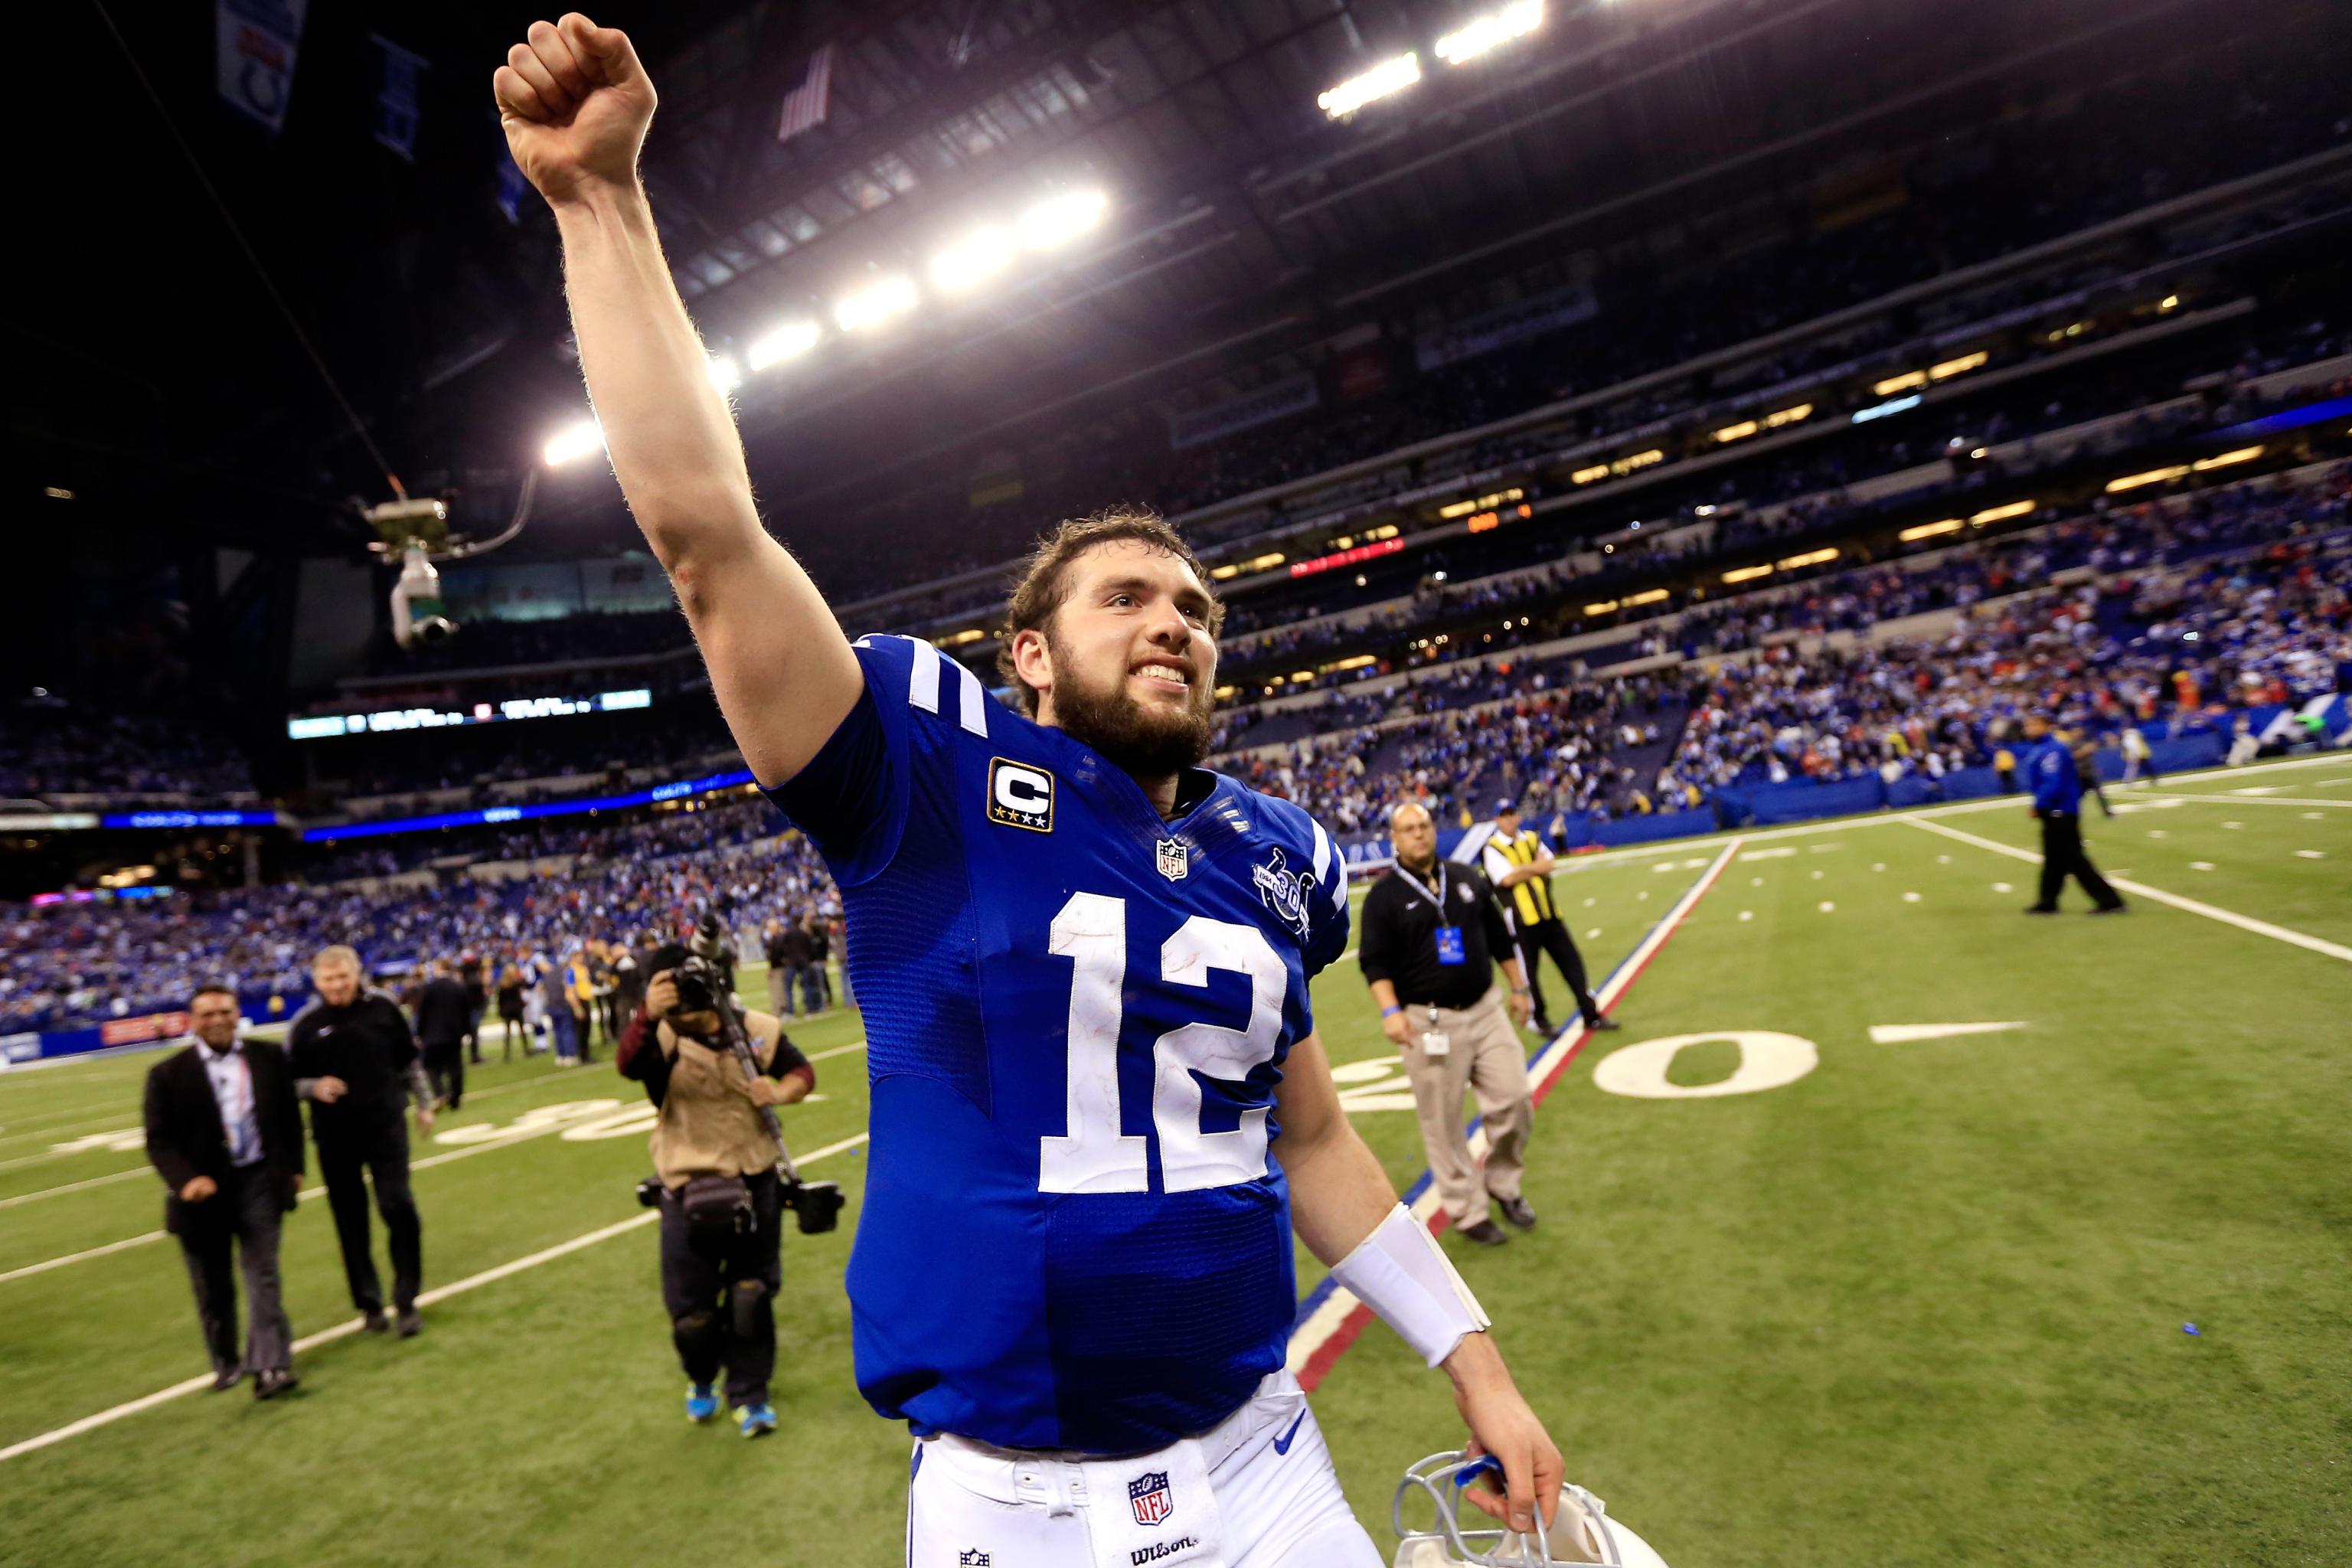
[995, 508, 1223, 716]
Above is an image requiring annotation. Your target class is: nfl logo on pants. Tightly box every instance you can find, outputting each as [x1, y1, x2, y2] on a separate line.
[1129, 1470, 1174, 1527]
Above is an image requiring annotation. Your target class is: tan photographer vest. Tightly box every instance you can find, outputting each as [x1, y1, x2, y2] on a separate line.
[649, 1015, 782, 1189]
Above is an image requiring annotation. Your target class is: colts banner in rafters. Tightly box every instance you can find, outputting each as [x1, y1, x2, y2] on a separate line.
[215, 0, 309, 136]
[777, 44, 835, 142]
[372, 35, 431, 162]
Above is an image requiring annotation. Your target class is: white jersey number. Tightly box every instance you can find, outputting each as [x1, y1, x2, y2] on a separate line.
[1039, 892, 1285, 1194]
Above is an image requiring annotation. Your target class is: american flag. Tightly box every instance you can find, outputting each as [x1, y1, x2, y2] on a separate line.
[776, 44, 834, 142]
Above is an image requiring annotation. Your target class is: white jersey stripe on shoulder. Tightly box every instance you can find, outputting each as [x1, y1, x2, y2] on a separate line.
[1309, 818, 1333, 889]
[903, 635, 942, 714]
[952, 657, 990, 738]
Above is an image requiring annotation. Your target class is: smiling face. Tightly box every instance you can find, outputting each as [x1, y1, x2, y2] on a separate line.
[189, 989, 240, 1050]
[1011, 538, 1220, 779]
[313, 956, 361, 1008]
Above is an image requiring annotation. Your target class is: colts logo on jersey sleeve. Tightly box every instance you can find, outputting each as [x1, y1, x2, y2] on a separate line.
[987, 758, 1056, 832]
[1250, 848, 1316, 941]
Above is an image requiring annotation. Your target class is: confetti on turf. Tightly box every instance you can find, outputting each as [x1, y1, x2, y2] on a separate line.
[1936, 854, 1952, 864]
[1993, 882, 2013, 893]
[2305, 812, 2327, 820]
[1810, 869, 1823, 880]
[1636, 890, 1648, 900]
[1750, 877, 1763, 887]
[1741, 848, 1797, 861]
[2191, 861, 2215, 871]
[1809, 843, 1842, 853]
[1903, 891, 1921, 903]
[2184, 1323, 2200, 1335]
[1818, 901, 1835, 913]
[2148, 830, 2167, 838]
[1587, 929, 1602, 939]
[1583, 897, 1595, 906]
[1873, 863, 1886, 871]
[2223, 822, 2243, 828]
[1737, 910, 1753, 922]
[2295, 850, 2327, 859]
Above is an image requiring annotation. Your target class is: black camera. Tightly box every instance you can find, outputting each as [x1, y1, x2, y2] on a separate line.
[670, 954, 722, 1016]
[781, 1177, 845, 1235]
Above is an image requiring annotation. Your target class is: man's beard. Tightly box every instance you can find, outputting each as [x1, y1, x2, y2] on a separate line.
[1048, 650, 1216, 778]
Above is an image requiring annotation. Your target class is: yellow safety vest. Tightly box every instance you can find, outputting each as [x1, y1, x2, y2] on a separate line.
[1487, 828, 1556, 927]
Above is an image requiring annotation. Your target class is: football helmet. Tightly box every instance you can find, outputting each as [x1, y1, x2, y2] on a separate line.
[1391, 1451, 1671, 1567]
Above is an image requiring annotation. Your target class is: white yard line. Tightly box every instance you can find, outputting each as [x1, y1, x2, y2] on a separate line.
[0, 1127, 145, 1171]
[0, 1107, 657, 1287]
[2139, 793, 2352, 810]
[1908, 818, 2352, 966]
[0, 1166, 149, 1210]
[0, 1130, 871, 1465]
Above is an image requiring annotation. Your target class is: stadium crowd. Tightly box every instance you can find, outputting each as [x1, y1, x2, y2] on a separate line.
[0, 797, 837, 1036]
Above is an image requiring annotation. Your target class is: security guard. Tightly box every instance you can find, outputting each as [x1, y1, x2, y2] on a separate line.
[1358, 802, 1538, 1249]
[1480, 801, 1616, 1037]
[2022, 712, 2128, 916]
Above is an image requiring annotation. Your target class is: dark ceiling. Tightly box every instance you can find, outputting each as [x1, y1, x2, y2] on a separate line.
[12, 0, 2295, 568]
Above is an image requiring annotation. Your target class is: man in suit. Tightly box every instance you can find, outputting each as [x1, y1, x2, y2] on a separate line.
[143, 983, 305, 1400]
[413, 959, 472, 1111]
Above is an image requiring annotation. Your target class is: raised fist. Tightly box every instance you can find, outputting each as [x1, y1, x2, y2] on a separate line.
[493, 14, 656, 207]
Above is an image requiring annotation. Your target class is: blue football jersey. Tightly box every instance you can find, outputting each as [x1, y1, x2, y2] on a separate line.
[767, 634, 1351, 1454]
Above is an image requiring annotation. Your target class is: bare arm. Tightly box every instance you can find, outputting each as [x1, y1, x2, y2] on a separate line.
[498, 15, 861, 786]
[1276, 1031, 1563, 1533]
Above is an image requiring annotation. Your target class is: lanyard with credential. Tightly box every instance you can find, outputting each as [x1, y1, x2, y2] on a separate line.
[1390, 860, 1447, 910]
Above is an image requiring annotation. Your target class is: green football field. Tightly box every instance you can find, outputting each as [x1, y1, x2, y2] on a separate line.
[3, 755, 2348, 1566]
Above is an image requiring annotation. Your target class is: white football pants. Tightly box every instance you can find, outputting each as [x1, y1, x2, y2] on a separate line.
[905, 1370, 1385, 1568]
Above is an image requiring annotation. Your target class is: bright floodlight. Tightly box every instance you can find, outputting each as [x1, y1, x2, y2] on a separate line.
[1317, 53, 1420, 118]
[1436, 0, 1544, 64]
[542, 418, 605, 467]
[835, 277, 919, 332]
[747, 319, 820, 371]
[1018, 191, 1107, 252]
[932, 227, 1017, 291]
[707, 354, 743, 394]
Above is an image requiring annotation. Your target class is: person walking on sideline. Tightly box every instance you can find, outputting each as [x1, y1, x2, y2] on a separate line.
[144, 983, 305, 1399]
[2021, 713, 2127, 916]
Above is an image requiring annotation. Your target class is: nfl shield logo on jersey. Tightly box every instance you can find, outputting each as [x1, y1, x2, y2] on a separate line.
[958, 1553, 991, 1566]
[1128, 1469, 1174, 1527]
[1156, 838, 1189, 880]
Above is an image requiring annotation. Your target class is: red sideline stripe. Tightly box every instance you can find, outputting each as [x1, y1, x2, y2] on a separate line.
[1298, 844, 1738, 1392]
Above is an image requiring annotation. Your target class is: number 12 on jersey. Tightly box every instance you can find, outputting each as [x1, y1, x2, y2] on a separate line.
[1039, 891, 1289, 1196]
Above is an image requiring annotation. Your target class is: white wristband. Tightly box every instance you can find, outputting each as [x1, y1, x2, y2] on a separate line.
[1329, 1203, 1491, 1369]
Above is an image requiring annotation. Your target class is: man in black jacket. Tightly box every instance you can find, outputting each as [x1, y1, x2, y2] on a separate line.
[286, 945, 436, 1337]
[143, 983, 305, 1399]
[413, 959, 472, 1111]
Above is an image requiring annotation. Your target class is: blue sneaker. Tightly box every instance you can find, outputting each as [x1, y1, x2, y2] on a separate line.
[737, 1401, 778, 1439]
[684, 1383, 720, 1424]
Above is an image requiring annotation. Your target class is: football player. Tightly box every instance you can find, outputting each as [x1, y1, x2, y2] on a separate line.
[498, 17, 1565, 1562]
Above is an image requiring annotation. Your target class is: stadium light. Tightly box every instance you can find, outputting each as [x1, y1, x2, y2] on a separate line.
[835, 277, 919, 332]
[747, 319, 820, 371]
[707, 354, 743, 394]
[1318, 53, 1421, 118]
[543, 417, 605, 467]
[932, 226, 1018, 291]
[1436, 0, 1544, 64]
[1018, 192, 1107, 252]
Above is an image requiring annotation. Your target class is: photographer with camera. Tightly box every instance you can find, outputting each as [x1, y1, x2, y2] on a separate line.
[615, 944, 815, 1439]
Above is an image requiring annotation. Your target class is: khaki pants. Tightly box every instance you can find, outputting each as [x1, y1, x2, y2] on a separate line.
[1398, 984, 1533, 1230]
